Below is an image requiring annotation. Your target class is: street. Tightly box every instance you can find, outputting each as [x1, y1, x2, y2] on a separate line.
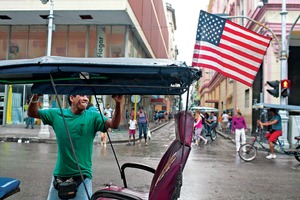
[1, 122, 300, 200]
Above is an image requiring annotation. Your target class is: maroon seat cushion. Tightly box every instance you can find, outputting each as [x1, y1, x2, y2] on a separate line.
[174, 110, 194, 146]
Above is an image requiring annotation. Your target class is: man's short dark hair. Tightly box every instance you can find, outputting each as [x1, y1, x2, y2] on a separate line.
[269, 108, 277, 114]
[67, 95, 76, 106]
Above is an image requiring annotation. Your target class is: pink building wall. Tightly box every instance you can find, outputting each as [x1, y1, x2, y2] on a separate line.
[128, 0, 169, 58]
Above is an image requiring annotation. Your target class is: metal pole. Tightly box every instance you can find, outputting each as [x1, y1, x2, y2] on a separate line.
[279, 0, 290, 148]
[47, 0, 54, 56]
[280, 0, 288, 105]
[39, 0, 54, 138]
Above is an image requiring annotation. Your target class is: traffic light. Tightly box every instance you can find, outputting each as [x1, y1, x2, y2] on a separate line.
[281, 79, 291, 97]
[266, 80, 279, 98]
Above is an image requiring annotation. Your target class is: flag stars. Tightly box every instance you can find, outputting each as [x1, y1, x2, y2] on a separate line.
[195, 11, 226, 45]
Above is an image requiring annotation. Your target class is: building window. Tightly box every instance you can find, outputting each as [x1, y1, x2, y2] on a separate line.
[128, 29, 133, 57]
[0, 26, 9, 60]
[9, 26, 29, 59]
[245, 89, 250, 108]
[28, 26, 47, 58]
[88, 25, 97, 57]
[52, 25, 67, 56]
[68, 26, 87, 57]
[111, 26, 126, 57]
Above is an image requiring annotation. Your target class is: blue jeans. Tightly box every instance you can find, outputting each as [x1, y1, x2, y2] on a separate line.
[26, 117, 34, 128]
[208, 122, 216, 133]
[47, 176, 92, 200]
[138, 123, 148, 140]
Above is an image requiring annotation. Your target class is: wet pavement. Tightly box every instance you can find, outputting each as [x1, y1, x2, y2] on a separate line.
[1, 121, 300, 199]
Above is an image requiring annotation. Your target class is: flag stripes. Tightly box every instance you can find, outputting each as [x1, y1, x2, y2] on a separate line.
[192, 10, 272, 87]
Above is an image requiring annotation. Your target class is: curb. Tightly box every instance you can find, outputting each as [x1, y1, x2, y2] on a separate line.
[105, 121, 172, 144]
[0, 121, 172, 144]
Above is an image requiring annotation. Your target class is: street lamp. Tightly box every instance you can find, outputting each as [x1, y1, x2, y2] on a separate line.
[38, 0, 54, 138]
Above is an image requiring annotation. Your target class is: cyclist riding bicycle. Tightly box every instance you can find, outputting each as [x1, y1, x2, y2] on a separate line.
[257, 108, 282, 159]
[207, 112, 217, 133]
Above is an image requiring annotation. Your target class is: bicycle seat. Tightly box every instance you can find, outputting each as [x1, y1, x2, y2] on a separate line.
[0, 177, 20, 199]
[295, 136, 300, 141]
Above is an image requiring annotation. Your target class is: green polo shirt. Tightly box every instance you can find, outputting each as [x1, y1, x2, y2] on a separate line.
[39, 108, 107, 179]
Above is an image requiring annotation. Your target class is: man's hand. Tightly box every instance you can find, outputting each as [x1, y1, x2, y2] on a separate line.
[112, 95, 123, 103]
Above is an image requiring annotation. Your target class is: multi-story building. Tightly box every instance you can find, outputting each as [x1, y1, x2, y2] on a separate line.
[0, 0, 178, 125]
[198, 0, 300, 135]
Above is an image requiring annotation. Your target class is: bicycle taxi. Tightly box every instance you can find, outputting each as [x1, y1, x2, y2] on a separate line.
[238, 103, 300, 162]
[0, 56, 201, 199]
[190, 106, 219, 141]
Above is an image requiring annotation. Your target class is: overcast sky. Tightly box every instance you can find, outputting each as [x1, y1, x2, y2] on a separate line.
[166, 0, 209, 65]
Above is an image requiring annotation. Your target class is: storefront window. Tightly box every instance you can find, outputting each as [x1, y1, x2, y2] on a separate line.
[88, 26, 97, 57]
[0, 26, 9, 60]
[128, 30, 134, 57]
[9, 26, 29, 59]
[111, 26, 125, 57]
[133, 36, 139, 57]
[52, 25, 67, 56]
[68, 26, 86, 57]
[28, 26, 47, 58]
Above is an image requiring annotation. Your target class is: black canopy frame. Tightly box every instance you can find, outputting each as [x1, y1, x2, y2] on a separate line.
[0, 56, 201, 95]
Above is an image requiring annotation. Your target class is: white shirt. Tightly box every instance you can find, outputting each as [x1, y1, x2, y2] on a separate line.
[104, 108, 113, 118]
[128, 119, 137, 130]
[222, 113, 229, 122]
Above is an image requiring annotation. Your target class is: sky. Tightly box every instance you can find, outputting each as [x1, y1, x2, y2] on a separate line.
[166, 0, 209, 65]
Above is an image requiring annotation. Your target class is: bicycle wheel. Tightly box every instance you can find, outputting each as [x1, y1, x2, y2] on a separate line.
[239, 144, 257, 162]
[294, 145, 300, 162]
[210, 129, 217, 141]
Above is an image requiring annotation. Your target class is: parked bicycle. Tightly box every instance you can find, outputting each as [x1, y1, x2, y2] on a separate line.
[238, 129, 300, 162]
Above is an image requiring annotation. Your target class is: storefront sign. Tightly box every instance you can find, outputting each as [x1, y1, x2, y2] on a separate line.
[97, 27, 105, 57]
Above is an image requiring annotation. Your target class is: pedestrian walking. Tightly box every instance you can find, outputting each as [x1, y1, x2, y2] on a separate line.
[221, 111, 229, 132]
[231, 111, 247, 152]
[194, 110, 207, 146]
[137, 106, 149, 146]
[24, 101, 35, 129]
[127, 115, 137, 146]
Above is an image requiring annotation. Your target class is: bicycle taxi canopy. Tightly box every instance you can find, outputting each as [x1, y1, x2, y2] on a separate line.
[253, 103, 300, 113]
[190, 106, 219, 113]
[0, 56, 201, 95]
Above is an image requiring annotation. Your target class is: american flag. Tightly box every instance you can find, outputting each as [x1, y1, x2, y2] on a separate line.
[192, 10, 272, 87]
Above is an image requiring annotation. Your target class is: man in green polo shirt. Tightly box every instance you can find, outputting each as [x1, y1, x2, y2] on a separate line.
[28, 94, 123, 200]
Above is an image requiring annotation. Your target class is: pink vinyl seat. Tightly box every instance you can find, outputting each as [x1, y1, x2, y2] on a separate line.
[91, 110, 194, 200]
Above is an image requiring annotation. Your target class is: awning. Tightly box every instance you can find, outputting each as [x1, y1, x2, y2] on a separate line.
[151, 98, 167, 105]
[205, 100, 219, 103]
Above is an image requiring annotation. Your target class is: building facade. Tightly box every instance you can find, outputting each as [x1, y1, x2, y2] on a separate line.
[197, 0, 300, 134]
[0, 0, 178, 125]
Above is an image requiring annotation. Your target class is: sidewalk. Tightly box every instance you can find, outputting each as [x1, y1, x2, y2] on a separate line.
[216, 128, 271, 150]
[0, 121, 171, 144]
